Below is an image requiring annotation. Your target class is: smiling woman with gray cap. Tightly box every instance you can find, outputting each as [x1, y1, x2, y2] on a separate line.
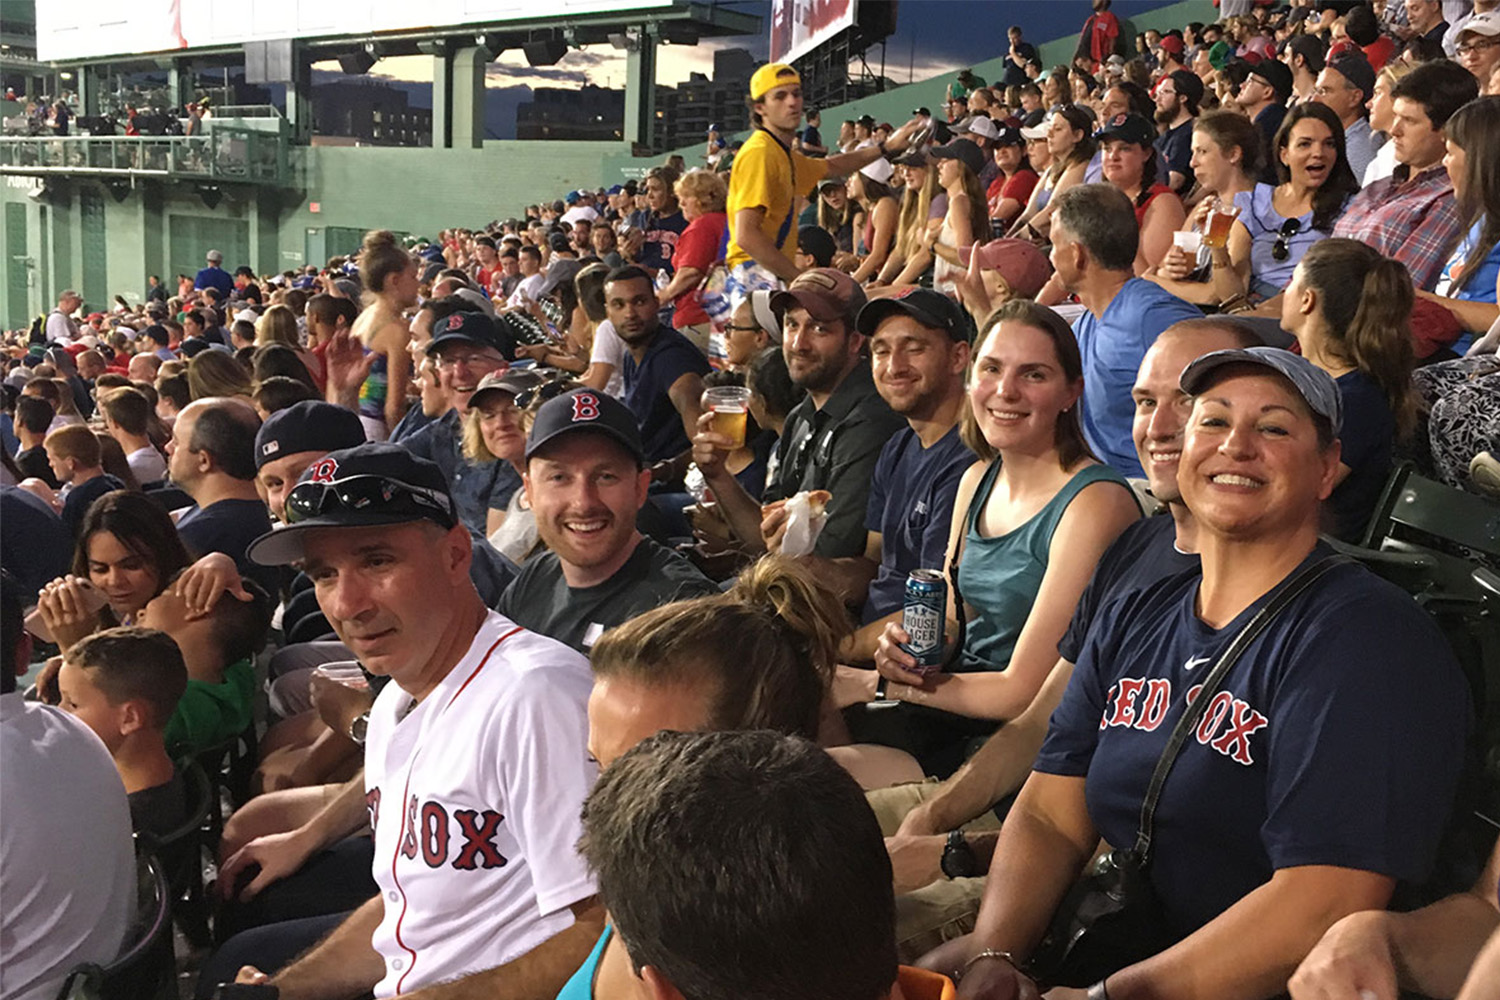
[927, 345, 1471, 1000]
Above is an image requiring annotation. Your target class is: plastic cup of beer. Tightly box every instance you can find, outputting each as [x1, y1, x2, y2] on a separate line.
[1172, 230, 1203, 254]
[1203, 201, 1240, 249]
[703, 386, 752, 450]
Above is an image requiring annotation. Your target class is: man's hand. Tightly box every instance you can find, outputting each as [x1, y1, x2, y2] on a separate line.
[515, 343, 551, 362]
[691, 411, 735, 480]
[955, 954, 1041, 1000]
[832, 664, 878, 709]
[323, 327, 378, 409]
[309, 671, 374, 737]
[236, 966, 272, 985]
[886, 834, 946, 894]
[760, 499, 790, 554]
[1288, 910, 1400, 1000]
[873, 621, 931, 686]
[175, 552, 253, 620]
[220, 827, 319, 902]
[885, 117, 927, 154]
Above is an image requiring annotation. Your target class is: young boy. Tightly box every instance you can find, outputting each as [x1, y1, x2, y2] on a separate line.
[56, 626, 190, 838]
[44, 423, 124, 536]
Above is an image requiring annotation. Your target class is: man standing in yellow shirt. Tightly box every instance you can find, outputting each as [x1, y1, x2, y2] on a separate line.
[720, 63, 924, 314]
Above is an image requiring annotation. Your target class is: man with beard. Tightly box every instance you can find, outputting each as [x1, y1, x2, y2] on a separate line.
[692, 268, 905, 559]
[814, 289, 973, 663]
[496, 388, 715, 654]
[1153, 69, 1203, 192]
[604, 266, 709, 477]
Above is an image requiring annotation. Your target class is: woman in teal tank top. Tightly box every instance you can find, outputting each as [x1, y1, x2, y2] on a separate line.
[870, 300, 1140, 773]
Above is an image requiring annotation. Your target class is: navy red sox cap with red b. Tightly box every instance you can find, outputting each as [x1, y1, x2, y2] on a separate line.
[525, 388, 646, 466]
[246, 443, 458, 565]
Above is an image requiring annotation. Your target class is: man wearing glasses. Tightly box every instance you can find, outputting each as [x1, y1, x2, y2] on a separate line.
[230, 443, 602, 1000]
[1311, 53, 1376, 181]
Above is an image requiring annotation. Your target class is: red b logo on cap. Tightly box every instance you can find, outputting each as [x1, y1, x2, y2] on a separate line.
[571, 393, 601, 422]
[445, 314, 466, 332]
[308, 457, 339, 483]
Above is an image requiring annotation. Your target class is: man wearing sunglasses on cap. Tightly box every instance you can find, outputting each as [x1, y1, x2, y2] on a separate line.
[223, 444, 603, 1000]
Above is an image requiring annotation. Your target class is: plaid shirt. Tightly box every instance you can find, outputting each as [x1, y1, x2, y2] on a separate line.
[1333, 165, 1464, 291]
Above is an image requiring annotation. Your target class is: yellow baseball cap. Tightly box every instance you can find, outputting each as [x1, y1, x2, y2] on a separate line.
[750, 63, 802, 100]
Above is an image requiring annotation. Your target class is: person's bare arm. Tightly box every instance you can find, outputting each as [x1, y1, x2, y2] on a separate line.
[1135, 196, 1187, 276]
[656, 265, 704, 306]
[251, 895, 386, 1000]
[852, 200, 900, 284]
[380, 322, 412, 431]
[667, 371, 708, 451]
[1289, 837, 1500, 1000]
[220, 771, 371, 901]
[399, 899, 607, 1000]
[896, 658, 1076, 837]
[580, 362, 615, 392]
[735, 207, 801, 281]
[1107, 866, 1394, 1000]
[1457, 922, 1500, 1000]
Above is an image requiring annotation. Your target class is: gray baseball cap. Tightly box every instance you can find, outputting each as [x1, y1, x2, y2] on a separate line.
[1179, 347, 1342, 436]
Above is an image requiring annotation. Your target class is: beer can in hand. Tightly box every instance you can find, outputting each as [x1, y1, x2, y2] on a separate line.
[900, 569, 947, 676]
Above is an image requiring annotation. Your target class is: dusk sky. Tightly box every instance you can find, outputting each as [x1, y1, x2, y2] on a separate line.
[329, 1, 1180, 92]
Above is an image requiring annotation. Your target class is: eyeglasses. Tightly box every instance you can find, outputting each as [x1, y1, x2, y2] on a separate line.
[436, 351, 505, 370]
[1271, 217, 1303, 262]
[1310, 84, 1348, 98]
[514, 377, 582, 411]
[1456, 38, 1500, 56]
[285, 475, 455, 527]
[725, 324, 762, 333]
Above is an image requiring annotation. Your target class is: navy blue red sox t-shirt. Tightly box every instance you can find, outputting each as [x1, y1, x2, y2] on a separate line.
[861, 425, 972, 623]
[1058, 513, 1198, 663]
[177, 497, 279, 596]
[1037, 546, 1470, 939]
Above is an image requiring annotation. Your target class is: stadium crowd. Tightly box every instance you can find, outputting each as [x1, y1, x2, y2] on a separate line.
[3, 2, 1500, 1000]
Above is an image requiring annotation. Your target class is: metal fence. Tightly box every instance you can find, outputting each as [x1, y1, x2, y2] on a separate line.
[0, 126, 287, 185]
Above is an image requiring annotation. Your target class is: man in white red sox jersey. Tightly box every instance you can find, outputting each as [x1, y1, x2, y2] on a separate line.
[237, 443, 602, 1000]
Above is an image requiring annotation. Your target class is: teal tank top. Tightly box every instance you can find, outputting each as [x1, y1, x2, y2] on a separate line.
[555, 925, 612, 1000]
[954, 461, 1132, 672]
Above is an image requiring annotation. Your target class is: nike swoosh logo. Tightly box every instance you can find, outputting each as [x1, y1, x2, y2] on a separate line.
[1184, 655, 1212, 671]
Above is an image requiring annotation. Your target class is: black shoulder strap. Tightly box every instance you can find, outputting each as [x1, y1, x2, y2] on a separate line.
[1132, 554, 1352, 863]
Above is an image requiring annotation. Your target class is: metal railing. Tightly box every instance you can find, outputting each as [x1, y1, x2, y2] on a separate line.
[0, 126, 288, 186]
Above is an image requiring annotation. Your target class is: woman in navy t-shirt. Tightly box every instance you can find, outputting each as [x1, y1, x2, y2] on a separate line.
[1280, 238, 1418, 540]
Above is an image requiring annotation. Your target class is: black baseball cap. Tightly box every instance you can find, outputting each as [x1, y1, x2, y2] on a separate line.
[1327, 52, 1375, 103]
[856, 288, 974, 343]
[1095, 112, 1157, 147]
[425, 310, 516, 361]
[993, 124, 1024, 147]
[525, 387, 645, 466]
[255, 400, 366, 470]
[468, 369, 547, 409]
[797, 226, 838, 267]
[247, 443, 458, 565]
[930, 138, 986, 175]
[1249, 59, 1294, 102]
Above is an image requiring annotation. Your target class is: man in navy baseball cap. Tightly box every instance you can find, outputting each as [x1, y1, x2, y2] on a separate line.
[254, 400, 367, 523]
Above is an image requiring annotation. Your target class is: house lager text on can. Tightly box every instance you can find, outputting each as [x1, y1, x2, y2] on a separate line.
[901, 569, 947, 674]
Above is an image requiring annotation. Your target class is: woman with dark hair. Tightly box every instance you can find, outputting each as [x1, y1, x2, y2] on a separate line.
[848, 161, 902, 285]
[34, 490, 192, 652]
[839, 300, 1140, 777]
[1282, 238, 1416, 539]
[987, 131, 1039, 232]
[351, 229, 417, 440]
[1153, 102, 1357, 309]
[556, 555, 852, 1000]
[1009, 105, 1095, 242]
[251, 343, 318, 395]
[928, 143, 993, 296]
[1097, 112, 1186, 274]
[816, 178, 857, 256]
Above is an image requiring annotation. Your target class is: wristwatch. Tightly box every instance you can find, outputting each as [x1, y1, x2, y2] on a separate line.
[940, 830, 979, 879]
[1087, 980, 1110, 1000]
[348, 711, 370, 746]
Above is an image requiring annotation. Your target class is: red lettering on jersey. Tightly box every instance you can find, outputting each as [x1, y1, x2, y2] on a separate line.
[365, 787, 381, 830]
[570, 393, 601, 422]
[1195, 691, 1234, 745]
[420, 802, 449, 868]
[1210, 700, 1270, 766]
[1137, 679, 1172, 731]
[1185, 683, 1204, 706]
[1100, 683, 1116, 730]
[453, 810, 507, 870]
[400, 795, 420, 860]
[1107, 677, 1146, 728]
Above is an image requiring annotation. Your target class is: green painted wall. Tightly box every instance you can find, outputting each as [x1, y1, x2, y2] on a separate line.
[1, 0, 1216, 325]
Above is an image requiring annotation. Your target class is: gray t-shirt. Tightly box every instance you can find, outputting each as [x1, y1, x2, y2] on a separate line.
[497, 537, 717, 653]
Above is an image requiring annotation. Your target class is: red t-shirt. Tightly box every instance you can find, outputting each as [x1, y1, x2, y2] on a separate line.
[671, 211, 727, 329]
[477, 265, 500, 292]
[1363, 36, 1396, 72]
[989, 168, 1039, 217]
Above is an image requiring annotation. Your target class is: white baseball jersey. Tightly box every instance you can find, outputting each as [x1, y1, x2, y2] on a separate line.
[364, 611, 597, 997]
